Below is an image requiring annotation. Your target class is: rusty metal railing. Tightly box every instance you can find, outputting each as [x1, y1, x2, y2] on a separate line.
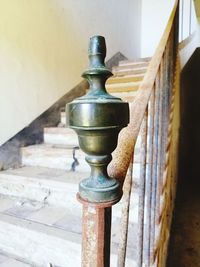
[68, 1, 180, 266]
[108, 1, 180, 266]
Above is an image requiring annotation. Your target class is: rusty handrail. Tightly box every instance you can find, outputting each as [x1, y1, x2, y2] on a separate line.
[108, 0, 179, 185]
[108, 1, 180, 267]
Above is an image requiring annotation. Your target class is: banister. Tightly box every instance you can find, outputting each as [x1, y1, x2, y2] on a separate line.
[108, 0, 179, 185]
[67, 36, 129, 267]
[67, 1, 180, 266]
[110, 1, 180, 266]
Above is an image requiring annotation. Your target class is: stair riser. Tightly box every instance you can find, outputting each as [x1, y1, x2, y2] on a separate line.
[106, 84, 139, 93]
[0, 174, 140, 226]
[22, 148, 90, 172]
[0, 174, 80, 208]
[113, 62, 148, 70]
[118, 57, 151, 65]
[0, 214, 137, 267]
[44, 133, 78, 146]
[22, 146, 143, 173]
[107, 74, 144, 84]
[0, 214, 81, 267]
[113, 68, 147, 76]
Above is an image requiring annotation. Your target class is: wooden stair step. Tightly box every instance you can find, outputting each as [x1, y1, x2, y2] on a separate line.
[44, 127, 78, 146]
[117, 61, 149, 69]
[0, 166, 83, 207]
[112, 92, 137, 102]
[21, 144, 89, 172]
[0, 166, 139, 222]
[0, 251, 32, 266]
[107, 73, 144, 84]
[112, 67, 147, 76]
[112, 65, 147, 72]
[0, 198, 137, 266]
[106, 81, 141, 93]
[118, 57, 151, 66]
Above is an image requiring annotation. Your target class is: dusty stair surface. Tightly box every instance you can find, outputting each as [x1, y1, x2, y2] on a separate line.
[0, 58, 150, 267]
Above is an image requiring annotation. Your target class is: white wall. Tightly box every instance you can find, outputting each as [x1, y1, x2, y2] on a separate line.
[179, 27, 200, 67]
[0, 0, 141, 146]
[140, 0, 175, 57]
[179, 0, 200, 67]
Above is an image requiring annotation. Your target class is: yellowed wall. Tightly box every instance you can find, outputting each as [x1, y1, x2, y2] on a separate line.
[0, 0, 141, 145]
[141, 0, 175, 57]
[194, 0, 200, 21]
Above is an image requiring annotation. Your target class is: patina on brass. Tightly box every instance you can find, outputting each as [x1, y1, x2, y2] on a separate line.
[67, 35, 129, 203]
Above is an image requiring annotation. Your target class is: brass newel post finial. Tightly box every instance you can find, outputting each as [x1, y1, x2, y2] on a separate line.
[67, 35, 129, 203]
[67, 36, 129, 267]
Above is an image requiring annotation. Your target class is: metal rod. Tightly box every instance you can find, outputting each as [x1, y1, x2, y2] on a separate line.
[155, 66, 163, 227]
[189, 0, 192, 35]
[181, 0, 184, 41]
[78, 195, 119, 267]
[150, 75, 160, 262]
[117, 158, 134, 267]
[144, 89, 155, 267]
[137, 111, 148, 267]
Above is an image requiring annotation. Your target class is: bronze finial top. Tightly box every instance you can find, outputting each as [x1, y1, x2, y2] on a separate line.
[67, 35, 129, 202]
[88, 36, 106, 57]
[80, 35, 115, 99]
[88, 36, 106, 68]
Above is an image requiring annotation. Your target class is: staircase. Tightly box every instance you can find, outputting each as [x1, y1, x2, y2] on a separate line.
[0, 58, 149, 267]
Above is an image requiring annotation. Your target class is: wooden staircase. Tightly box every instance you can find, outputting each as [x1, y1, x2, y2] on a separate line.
[0, 58, 149, 267]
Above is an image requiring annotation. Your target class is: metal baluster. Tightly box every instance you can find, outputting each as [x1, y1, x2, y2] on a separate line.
[150, 75, 160, 263]
[137, 111, 148, 267]
[155, 67, 163, 228]
[144, 89, 155, 267]
[117, 158, 133, 267]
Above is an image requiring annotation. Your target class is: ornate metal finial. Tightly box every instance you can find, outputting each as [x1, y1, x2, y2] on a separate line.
[67, 36, 129, 203]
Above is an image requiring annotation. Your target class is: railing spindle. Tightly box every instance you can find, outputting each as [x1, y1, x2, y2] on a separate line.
[137, 111, 148, 267]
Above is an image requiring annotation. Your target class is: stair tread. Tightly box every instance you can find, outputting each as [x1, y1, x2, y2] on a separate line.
[112, 66, 147, 72]
[113, 68, 147, 76]
[0, 195, 81, 235]
[0, 194, 137, 266]
[44, 127, 75, 134]
[119, 57, 151, 65]
[44, 127, 78, 146]
[106, 81, 141, 92]
[0, 251, 32, 267]
[22, 143, 80, 151]
[0, 166, 84, 185]
[115, 62, 149, 70]
[21, 144, 89, 172]
[107, 73, 144, 84]
[106, 81, 141, 87]
[0, 208, 82, 266]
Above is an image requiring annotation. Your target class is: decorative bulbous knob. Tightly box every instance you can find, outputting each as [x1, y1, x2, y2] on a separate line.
[66, 36, 129, 203]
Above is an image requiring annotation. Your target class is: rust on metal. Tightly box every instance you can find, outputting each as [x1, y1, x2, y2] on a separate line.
[144, 90, 155, 267]
[77, 193, 119, 267]
[137, 111, 148, 267]
[108, 0, 179, 187]
[117, 158, 133, 267]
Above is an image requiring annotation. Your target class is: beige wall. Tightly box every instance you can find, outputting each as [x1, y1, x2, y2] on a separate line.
[140, 0, 175, 57]
[0, 0, 141, 145]
[179, 27, 200, 68]
[178, 0, 199, 68]
[140, 0, 199, 62]
[194, 0, 200, 21]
